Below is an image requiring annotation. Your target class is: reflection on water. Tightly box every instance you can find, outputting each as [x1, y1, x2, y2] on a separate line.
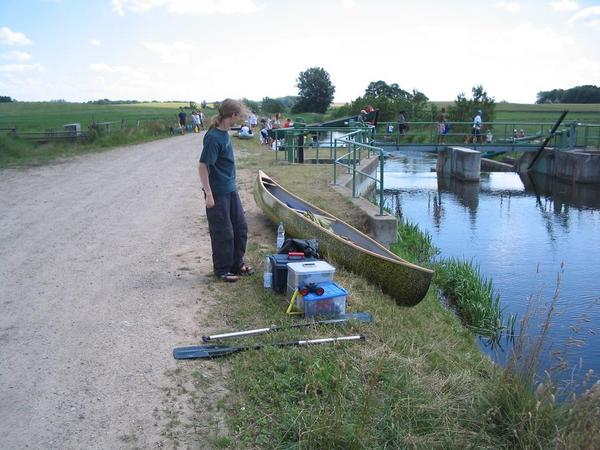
[383, 152, 600, 389]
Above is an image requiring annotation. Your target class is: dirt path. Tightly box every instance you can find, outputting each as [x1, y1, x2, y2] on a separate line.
[0, 134, 261, 448]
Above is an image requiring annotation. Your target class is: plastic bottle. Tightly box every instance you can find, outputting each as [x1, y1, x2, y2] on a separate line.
[276, 221, 285, 250]
[263, 256, 272, 289]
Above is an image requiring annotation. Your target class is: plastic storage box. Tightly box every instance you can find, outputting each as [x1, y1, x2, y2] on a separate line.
[301, 282, 347, 317]
[269, 254, 316, 293]
[286, 260, 336, 300]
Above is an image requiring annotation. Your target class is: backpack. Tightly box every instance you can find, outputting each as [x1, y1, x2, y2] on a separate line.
[277, 238, 320, 259]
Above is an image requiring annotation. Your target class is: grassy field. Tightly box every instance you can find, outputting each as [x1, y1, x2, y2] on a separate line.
[0, 101, 194, 132]
[433, 101, 600, 124]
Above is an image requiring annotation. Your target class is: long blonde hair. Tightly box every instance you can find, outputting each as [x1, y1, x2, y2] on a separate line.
[210, 99, 248, 129]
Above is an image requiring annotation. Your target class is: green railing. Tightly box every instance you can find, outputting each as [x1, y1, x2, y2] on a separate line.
[267, 124, 385, 215]
[269, 125, 360, 162]
[373, 120, 600, 150]
[332, 128, 385, 215]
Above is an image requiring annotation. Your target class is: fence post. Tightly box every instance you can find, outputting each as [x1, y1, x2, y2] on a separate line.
[333, 138, 337, 185]
[352, 143, 357, 198]
[379, 150, 384, 216]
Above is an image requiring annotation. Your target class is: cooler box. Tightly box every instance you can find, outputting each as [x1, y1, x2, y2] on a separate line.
[286, 260, 335, 301]
[301, 282, 347, 317]
[269, 253, 316, 294]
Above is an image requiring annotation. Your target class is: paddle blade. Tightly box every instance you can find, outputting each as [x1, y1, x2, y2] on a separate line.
[173, 345, 245, 360]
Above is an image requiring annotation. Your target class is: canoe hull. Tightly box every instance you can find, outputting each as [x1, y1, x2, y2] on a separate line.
[254, 172, 433, 306]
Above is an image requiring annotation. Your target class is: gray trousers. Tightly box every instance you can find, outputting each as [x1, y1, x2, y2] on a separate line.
[205, 191, 248, 276]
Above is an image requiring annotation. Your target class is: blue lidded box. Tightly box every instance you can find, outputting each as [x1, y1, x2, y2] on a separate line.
[301, 282, 347, 317]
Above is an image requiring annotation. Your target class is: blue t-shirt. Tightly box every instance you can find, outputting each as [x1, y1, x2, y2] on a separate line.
[199, 128, 237, 195]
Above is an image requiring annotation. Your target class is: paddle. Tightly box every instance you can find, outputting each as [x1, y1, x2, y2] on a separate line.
[201, 312, 373, 342]
[173, 335, 367, 360]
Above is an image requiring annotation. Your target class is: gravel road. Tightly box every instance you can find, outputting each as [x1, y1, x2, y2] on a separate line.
[0, 134, 233, 448]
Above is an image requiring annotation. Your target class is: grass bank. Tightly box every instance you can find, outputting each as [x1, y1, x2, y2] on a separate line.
[0, 119, 180, 167]
[180, 137, 599, 448]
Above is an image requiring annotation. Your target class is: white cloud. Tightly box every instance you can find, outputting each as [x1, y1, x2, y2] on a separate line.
[0, 63, 44, 73]
[549, 1, 579, 12]
[1, 51, 32, 62]
[0, 26, 33, 45]
[112, 0, 258, 16]
[494, 2, 522, 12]
[143, 41, 196, 64]
[342, 0, 355, 8]
[90, 39, 102, 46]
[568, 6, 600, 27]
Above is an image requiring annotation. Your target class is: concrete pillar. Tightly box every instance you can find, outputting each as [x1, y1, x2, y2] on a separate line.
[437, 146, 481, 181]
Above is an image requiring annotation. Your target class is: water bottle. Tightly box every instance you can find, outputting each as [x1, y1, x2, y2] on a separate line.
[276, 221, 285, 250]
[263, 256, 272, 289]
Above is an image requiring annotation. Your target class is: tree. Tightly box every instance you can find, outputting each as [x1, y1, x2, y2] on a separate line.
[241, 98, 260, 113]
[537, 85, 600, 104]
[448, 85, 496, 124]
[0, 96, 14, 103]
[292, 67, 335, 114]
[330, 81, 432, 122]
[261, 97, 286, 114]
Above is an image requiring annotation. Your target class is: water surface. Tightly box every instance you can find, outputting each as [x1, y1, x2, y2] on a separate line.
[383, 151, 600, 390]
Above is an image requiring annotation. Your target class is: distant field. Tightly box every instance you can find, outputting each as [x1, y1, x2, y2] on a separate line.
[1, 101, 599, 135]
[0, 102, 199, 132]
[433, 101, 600, 123]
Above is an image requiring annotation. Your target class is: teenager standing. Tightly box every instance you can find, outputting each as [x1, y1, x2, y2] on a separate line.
[198, 99, 253, 282]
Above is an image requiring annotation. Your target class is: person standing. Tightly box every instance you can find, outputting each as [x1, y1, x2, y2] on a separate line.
[398, 110, 407, 135]
[437, 107, 446, 144]
[472, 110, 482, 143]
[198, 99, 253, 282]
[178, 107, 187, 133]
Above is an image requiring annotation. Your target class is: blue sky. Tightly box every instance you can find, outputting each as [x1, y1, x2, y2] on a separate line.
[1, 0, 599, 103]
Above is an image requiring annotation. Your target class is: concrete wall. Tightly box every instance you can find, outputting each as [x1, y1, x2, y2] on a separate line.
[518, 149, 600, 184]
[481, 158, 514, 172]
[437, 146, 481, 181]
[334, 155, 398, 246]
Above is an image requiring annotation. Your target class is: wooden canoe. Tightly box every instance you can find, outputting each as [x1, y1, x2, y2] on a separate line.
[254, 171, 434, 306]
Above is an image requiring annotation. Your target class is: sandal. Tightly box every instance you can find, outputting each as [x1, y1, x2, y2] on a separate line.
[235, 265, 255, 276]
[218, 273, 240, 282]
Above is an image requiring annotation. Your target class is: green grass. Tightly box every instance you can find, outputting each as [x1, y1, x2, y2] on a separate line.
[430, 101, 600, 124]
[0, 101, 205, 132]
[0, 119, 175, 167]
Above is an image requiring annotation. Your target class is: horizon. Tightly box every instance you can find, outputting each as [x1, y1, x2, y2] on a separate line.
[1, 0, 599, 104]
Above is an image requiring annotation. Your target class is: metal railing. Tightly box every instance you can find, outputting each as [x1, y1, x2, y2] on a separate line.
[266, 124, 385, 215]
[372, 120, 600, 150]
[333, 128, 386, 215]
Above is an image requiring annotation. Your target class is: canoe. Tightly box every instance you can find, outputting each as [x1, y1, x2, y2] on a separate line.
[254, 171, 434, 306]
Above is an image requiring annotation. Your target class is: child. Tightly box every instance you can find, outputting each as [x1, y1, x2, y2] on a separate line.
[198, 99, 253, 282]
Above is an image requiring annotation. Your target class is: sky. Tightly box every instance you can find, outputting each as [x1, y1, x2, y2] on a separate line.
[0, 0, 599, 104]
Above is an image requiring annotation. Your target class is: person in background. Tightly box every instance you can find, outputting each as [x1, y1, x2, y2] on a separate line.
[472, 110, 482, 143]
[283, 118, 293, 128]
[398, 110, 407, 135]
[437, 107, 446, 144]
[178, 107, 187, 133]
[249, 112, 257, 129]
[198, 99, 253, 282]
[191, 111, 200, 133]
[272, 112, 281, 129]
[198, 110, 205, 130]
[260, 126, 269, 145]
[238, 123, 253, 136]
[486, 129, 493, 143]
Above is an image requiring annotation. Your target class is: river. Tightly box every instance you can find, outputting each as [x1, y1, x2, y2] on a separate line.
[382, 150, 600, 391]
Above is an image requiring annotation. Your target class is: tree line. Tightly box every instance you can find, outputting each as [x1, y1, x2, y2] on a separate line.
[536, 85, 600, 104]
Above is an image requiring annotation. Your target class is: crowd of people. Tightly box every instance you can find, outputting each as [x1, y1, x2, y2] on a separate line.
[175, 107, 205, 134]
